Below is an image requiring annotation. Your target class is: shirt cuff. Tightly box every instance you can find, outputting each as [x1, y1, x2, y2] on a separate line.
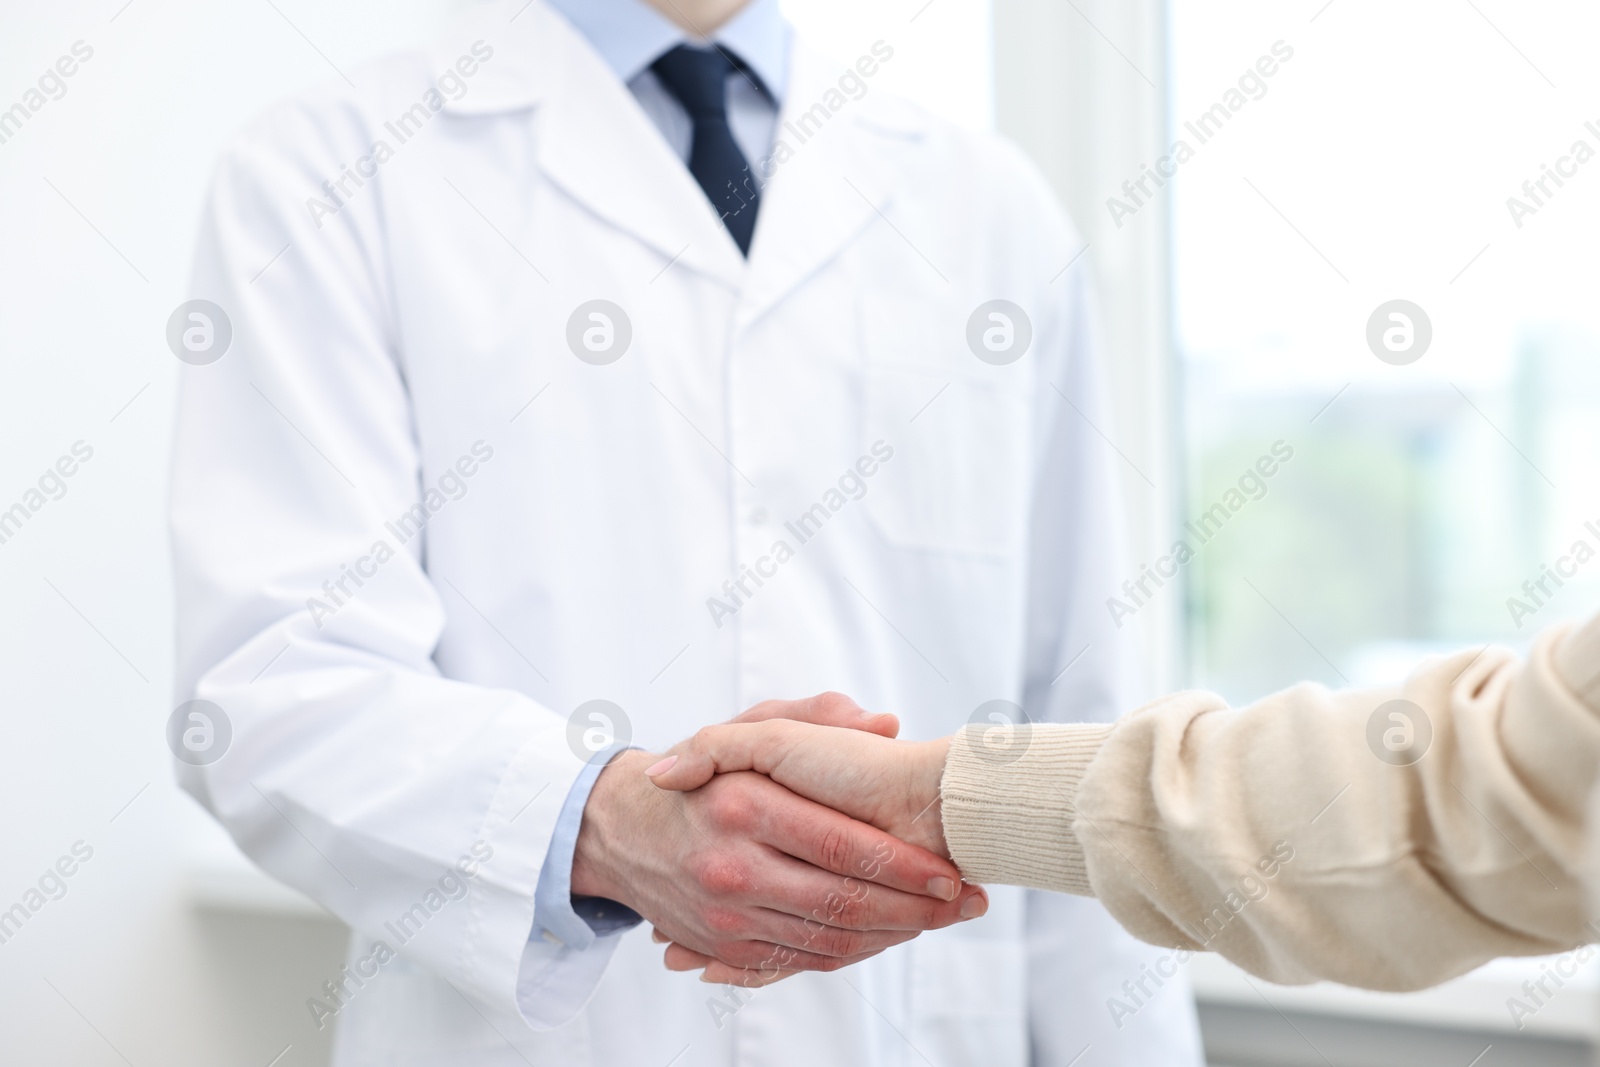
[939, 722, 1116, 895]
[531, 743, 643, 949]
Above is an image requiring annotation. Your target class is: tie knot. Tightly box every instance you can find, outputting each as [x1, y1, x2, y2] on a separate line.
[651, 44, 738, 120]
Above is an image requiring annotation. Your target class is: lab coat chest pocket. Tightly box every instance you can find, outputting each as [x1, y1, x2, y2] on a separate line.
[907, 935, 1030, 1067]
[860, 298, 1032, 557]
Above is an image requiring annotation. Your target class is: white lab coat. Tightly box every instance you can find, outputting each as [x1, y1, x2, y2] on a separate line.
[170, 2, 1204, 1065]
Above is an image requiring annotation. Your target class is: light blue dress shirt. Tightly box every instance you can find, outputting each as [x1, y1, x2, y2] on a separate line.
[530, 0, 792, 951]
[549, 0, 790, 174]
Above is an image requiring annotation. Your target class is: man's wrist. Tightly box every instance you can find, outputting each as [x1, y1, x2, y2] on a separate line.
[571, 749, 658, 905]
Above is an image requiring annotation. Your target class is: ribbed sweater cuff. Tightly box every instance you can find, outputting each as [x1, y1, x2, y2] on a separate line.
[938, 722, 1116, 895]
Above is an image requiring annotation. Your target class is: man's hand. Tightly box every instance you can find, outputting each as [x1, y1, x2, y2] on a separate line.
[571, 695, 983, 986]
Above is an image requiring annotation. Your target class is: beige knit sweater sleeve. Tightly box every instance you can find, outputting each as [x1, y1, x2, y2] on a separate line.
[940, 612, 1600, 991]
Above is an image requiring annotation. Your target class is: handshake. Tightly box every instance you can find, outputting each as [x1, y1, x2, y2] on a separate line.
[570, 693, 981, 987]
[565, 620, 1600, 1002]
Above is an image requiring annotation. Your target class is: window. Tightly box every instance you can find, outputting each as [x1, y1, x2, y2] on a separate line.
[1170, 0, 1600, 700]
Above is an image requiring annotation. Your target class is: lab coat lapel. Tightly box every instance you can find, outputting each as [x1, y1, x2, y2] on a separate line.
[736, 42, 928, 331]
[447, 0, 746, 289]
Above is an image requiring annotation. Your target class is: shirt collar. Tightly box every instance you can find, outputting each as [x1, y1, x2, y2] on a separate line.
[544, 0, 791, 103]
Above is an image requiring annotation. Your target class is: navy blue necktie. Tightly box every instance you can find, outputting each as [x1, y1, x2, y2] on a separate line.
[651, 44, 760, 256]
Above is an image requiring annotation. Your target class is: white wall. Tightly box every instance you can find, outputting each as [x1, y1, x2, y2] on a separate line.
[0, 6, 467, 1062]
[0, 2, 990, 1064]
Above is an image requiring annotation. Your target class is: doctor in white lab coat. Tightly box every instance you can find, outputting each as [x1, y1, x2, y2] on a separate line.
[169, 0, 1205, 1064]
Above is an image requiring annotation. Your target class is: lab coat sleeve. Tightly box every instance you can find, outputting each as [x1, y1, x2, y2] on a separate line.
[1015, 215, 1204, 1065]
[170, 92, 622, 1030]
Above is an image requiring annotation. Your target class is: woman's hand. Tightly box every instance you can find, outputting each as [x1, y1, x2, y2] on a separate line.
[648, 707, 954, 856]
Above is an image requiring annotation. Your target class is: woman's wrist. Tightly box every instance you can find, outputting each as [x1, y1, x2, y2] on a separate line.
[901, 737, 952, 860]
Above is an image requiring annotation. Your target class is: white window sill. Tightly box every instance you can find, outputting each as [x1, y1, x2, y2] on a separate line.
[1190, 952, 1600, 1040]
